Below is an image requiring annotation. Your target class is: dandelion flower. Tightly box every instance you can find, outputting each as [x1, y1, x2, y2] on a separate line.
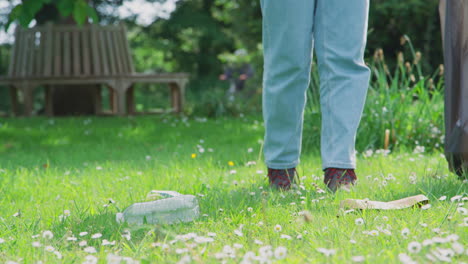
[228, 161, 234, 166]
[408, 241, 422, 253]
[274, 225, 282, 232]
[274, 246, 287, 260]
[191, 153, 197, 158]
[355, 218, 364, 225]
[42, 231, 54, 239]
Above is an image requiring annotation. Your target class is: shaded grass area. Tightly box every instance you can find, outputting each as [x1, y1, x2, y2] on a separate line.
[0, 116, 466, 263]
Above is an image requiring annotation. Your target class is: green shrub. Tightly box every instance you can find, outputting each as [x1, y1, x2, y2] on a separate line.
[304, 37, 444, 153]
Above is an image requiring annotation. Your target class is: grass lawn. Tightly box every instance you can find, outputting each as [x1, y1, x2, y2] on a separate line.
[0, 115, 466, 263]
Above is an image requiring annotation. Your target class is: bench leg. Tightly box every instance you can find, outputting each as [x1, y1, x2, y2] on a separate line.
[126, 85, 135, 115]
[94, 86, 102, 115]
[116, 89, 127, 116]
[9, 86, 19, 116]
[45, 86, 54, 117]
[170, 83, 182, 113]
[22, 86, 34, 117]
[109, 86, 116, 114]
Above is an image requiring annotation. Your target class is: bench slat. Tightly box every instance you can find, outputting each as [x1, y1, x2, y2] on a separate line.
[63, 32, 71, 76]
[113, 31, 123, 74]
[90, 25, 101, 76]
[73, 31, 81, 76]
[43, 24, 53, 77]
[27, 31, 36, 77]
[97, 27, 110, 75]
[53, 30, 62, 76]
[8, 28, 19, 77]
[82, 27, 91, 76]
[35, 30, 45, 77]
[120, 24, 135, 74]
[106, 31, 117, 75]
[18, 31, 28, 77]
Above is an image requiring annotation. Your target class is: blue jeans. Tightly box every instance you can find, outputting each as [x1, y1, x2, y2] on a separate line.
[261, 0, 371, 170]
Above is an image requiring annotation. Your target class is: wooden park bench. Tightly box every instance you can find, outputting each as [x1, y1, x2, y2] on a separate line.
[0, 23, 189, 116]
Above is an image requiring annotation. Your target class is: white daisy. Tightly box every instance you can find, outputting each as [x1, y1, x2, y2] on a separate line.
[274, 225, 282, 232]
[84, 246, 97, 254]
[274, 246, 287, 260]
[351, 256, 365, 262]
[42, 230, 54, 239]
[91, 233, 102, 239]
[408, 241, 422, 253]
[401, 228, 410, 237]
[45, 245, 55, 252]
[355, 218, 364, 225]
[316, 248, 336, 257]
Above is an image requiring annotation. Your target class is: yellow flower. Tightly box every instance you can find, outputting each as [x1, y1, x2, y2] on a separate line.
[228, 161, 234, 166]
[191, 153, 197, 158]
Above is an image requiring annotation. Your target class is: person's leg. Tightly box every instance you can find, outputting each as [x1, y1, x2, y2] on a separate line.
[314, 0, 370, 171]
[261, 0, 316, 170]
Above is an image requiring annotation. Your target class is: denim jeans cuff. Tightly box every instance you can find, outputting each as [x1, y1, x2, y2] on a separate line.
[322, 162, 356, 171]
[266, 161, 299, 170]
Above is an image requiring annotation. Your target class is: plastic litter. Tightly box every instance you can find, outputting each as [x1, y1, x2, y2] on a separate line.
[340, 194, 429, 210]
[116, 191, 200, 225]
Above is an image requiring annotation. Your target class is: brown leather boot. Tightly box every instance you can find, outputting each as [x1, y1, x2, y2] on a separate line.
[267, 168, 297, 190]
[324, 168, 357, 193]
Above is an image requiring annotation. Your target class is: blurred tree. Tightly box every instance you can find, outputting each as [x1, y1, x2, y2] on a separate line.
[0, 0, 444, 114]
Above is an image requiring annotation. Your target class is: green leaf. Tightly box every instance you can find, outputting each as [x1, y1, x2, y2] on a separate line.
[57, 0, 74, 17]
[23, 0, 45, 18]
[86, 5, 99, 23]
[72, 0, 88, 25]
